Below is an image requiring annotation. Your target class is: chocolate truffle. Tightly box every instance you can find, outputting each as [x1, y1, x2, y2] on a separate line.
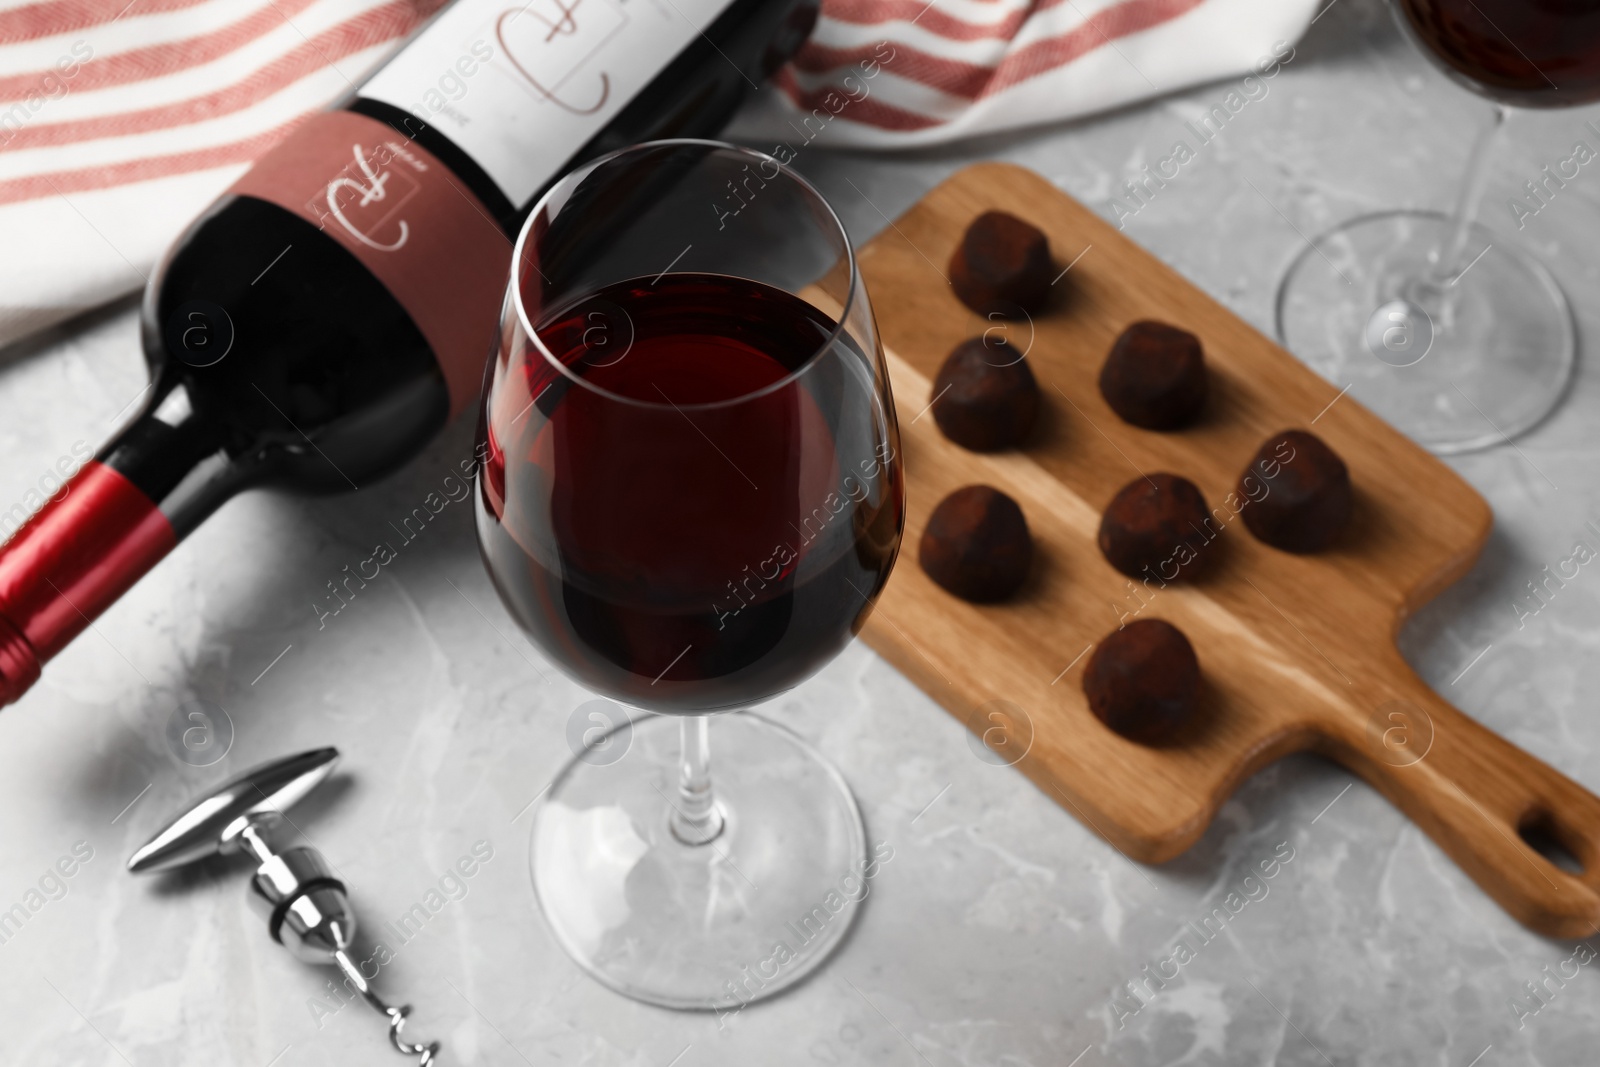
[919, 485, 1032, 602]
[1239, 430, 1351, 554]
[1097, 473, 1212, 581]
[949, 211, 1053, 316]
[930, 337, 1041, 451]
[1099, 320, 1207, 429]
[1083, 619, 1202, 745]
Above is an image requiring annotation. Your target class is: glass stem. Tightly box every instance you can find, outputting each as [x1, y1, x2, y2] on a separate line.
[1431, 104, 1508, 286]
[671, 716, 724, 845]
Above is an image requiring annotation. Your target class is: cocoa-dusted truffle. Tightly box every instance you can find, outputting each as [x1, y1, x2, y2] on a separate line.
[948, 211, 1053, 316]
[919, 485, 1032, 602]
[1097, 473, 1212, 581]
[1083, 618, 1201, 745]
[1239, 429, 1351, 554]
[930, 337, 1040, 451]
[1099, 321, 1207, 429]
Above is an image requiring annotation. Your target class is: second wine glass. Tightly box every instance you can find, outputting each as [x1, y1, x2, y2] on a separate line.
[475, 140, 904, 1009]
[1276, 0, 1596, 453]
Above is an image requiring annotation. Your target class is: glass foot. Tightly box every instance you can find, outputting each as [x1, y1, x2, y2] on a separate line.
[1276, 209, 1575, 454]
[530, 710, 869, 1010]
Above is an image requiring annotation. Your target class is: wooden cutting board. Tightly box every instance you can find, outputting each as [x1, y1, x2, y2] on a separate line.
[854, 162, 1600, 938]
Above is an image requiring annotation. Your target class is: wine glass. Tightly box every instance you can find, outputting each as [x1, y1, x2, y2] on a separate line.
[1276, 0, 1600, 453]
[475, 140, 904, 1008]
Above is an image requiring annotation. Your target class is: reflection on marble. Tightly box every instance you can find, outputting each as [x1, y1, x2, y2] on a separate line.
[4, 0, 1600, 1062]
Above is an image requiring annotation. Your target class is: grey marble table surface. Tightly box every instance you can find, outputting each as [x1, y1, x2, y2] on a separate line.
[5, 0, 1600, 1063]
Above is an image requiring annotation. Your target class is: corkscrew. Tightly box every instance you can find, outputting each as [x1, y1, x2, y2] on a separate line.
[127, 748, 442, 1065]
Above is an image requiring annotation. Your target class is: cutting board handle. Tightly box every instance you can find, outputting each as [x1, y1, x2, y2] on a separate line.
[1326, 662, 1600, 938]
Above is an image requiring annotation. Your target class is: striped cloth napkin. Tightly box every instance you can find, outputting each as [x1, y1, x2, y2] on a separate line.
[0, 0, 1317, 351]
[730, 0, 1318, 147]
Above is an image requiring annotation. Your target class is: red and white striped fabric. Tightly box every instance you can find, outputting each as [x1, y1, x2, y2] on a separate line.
[0, 0, 1317, 350]
[730, 0, 1319, 147]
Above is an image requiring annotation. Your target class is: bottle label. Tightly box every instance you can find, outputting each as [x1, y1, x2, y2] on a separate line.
[360, 0, 734, 206]
[229, 111, 510, 418]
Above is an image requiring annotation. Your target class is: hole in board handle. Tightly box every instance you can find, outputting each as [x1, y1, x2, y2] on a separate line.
[1518, 810, 1586, 876]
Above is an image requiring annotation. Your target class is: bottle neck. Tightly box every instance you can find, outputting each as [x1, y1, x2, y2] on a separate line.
[98, 381, 243, 538]
[0, 383, 240, 703]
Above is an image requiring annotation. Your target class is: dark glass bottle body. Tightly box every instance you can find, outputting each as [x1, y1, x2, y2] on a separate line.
[139, 0, 816, 530]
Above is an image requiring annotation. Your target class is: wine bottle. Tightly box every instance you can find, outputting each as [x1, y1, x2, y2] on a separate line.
[0, 0, 817, 705]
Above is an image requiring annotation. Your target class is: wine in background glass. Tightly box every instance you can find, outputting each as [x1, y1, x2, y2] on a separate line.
[1276, 0, 1600, 453]
[1398, 0, 1600, 106]
[476, 141, 904, 1008]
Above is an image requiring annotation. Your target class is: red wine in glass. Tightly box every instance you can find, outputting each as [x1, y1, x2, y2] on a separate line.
[478, 273, 901, 713]
[1397, 0, 1600, 106]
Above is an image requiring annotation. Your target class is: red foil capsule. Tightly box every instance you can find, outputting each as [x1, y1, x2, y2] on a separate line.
[0, 461, 176, 702]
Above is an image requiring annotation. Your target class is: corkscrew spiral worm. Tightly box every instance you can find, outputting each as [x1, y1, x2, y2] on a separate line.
[384, 1003, 441, 1066]
[335, 948, 442, 1065]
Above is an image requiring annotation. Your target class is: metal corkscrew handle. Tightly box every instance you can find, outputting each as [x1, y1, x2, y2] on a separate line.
[128, 748, 443, 1065]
